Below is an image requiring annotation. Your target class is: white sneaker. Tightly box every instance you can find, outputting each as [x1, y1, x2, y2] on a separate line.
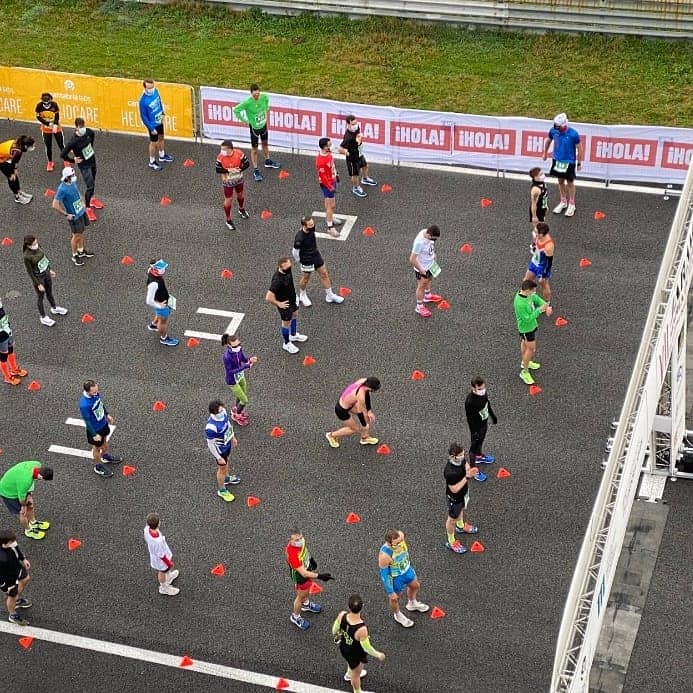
[405, 600, 430, 613]
[290, 332, 308, 343]
[14, 194, 31, 205]
[50, 306, 68, 315]
[326, 292, 344, 304]
[40, 316, 56, 327]
[564, 203, 576, 217]
[344, 669, 367, 681]
[394, 610, 414, 628]
[165, 569, 179, 585]
[282, 341, 300, 354]
[552, 201, 567, 214]
[299, 292, 312, 307]
[158, 583, 179, 596]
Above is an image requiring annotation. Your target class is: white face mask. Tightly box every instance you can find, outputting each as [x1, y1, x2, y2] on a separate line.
[291, 539, 304, 548]
[475, 388, 486, 396]
[212, 409, 226, 421]
[220, 149, 229, 156]
[348, 122, 360, 132]
[145, 88, 155, 96]
[231, 345, 241, 352]
[27, 146, 36, 152]
[76, 127, 86, 136]
[30, 242, 39, 250]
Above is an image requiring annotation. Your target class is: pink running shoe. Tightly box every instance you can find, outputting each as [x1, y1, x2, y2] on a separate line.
[415, 304, 432, 318]
[424, 293, 442, 303]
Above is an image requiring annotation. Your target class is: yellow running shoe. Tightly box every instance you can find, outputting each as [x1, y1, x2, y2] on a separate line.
[217, 488, 235, 502]
[527, 361, 541, 370]
[519, 369, 535, 385]
[24, 527, 45, 540]
[359, 436, 379, 445]
[325, 432, 340, 448]
[30, 519, 50, 531]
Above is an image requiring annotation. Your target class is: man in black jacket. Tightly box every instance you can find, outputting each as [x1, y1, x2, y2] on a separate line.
[60, 117, 102, 219]
[464, 377, 498, 481]
[0, 529, 32, 625]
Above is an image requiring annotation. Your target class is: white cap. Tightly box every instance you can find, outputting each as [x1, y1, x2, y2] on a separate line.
[61, 166, 76, 180]
[554, 113, 568, 127]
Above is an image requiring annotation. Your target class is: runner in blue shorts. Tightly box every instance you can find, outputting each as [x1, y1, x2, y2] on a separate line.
[523, 222, 554, 304]
[378, 529, 429, 628]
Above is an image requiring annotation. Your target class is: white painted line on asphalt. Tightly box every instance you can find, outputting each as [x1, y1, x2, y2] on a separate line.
[185, 307, 245, 339]
[47, 445, 92, 459]
[311, 212, 357, 240]
[65, 418, 86, 427]
[183, 329, 223, 342]
[0, 622, 343, 692]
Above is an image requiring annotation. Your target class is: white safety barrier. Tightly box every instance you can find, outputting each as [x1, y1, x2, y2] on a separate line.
[551, 158, 693, 691]
[200, 86, 693, 185]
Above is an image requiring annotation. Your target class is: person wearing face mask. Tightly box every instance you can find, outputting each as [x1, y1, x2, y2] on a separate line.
[22, 235, 68, 327]
[215, 139, 250, 231]
[316, 137, 344, 237]
[524, 222, 555, 304]
[145, 259, 179, 347]
[338, 115, 377, 199]
[0, 135, 35, 204]
[138, 79, 174, 171]
[205, 400, 241, 502]
[79, 380, 124, 478]
[0, 299, 28, 387]
[60, 117, 103, 220]
[528, 166, 548, 240]
[0, 530, 33, 625]
[52, 166, 94, 266]
[542, 113, 583, 218]
[285, 529, 333, 631]
[409, 224, 442, 318]
[265, 257, 308, 354]
[293, 215, 345, 307]
[34, 92, 63, 172]
[0, 461, 53, 541]
[443, 444, 480, 555]
[221, 334, 258, 426]
[464, 377, 498, 476]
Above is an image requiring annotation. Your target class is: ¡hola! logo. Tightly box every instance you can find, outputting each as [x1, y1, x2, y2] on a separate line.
[64, 79, 76, 91]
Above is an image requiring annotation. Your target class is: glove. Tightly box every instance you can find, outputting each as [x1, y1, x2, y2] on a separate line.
[317, 573, 333, 582]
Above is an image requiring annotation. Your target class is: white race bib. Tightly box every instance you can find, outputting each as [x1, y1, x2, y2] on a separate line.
[429, 261, 441, 278]
[72, 198, 84, 214]
[37, 255, 50, 273]
[81, 143, 94, 160]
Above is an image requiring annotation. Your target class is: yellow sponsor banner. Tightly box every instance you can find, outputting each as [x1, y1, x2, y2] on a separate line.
[0, 66, 195, 138]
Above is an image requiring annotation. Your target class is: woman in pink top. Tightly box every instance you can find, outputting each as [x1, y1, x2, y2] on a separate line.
[325, 377, 380, 448]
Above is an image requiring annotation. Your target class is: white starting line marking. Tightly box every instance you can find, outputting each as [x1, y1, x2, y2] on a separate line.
[184, 307, 245, 342]
[311, 212, 357, 241]
[0, 622, 342, 692]
[48, 418, 116, 459]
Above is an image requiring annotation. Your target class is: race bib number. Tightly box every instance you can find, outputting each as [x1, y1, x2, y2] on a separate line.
[554, 160, 570, 173]
[155, 112, 164, 124]
[223, 426, 234, 444]
[72, 198, 84, 215]
[253, 114, 267, 128]
[479, 403, 489, 421]
[37, 255, 50, 273]
[94, 402, 105, 420]
[81, 143, 94, 160]
[0, 315, 9, 332]
[167, 295, 177, 310]
[300, 263, 315, 273]
[531, 249, 541, 265]
[429, 261, 441, 278]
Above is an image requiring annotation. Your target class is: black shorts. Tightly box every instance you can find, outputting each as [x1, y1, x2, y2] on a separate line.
[346, 155, 367, 177]
[148, 124, 165, 142]
[335, 403, 366, 426]
[249, 125, 268, 147]
[549, 161, 576, 182]
[69, 214, 89, 234]
[87, 423, 110, 447]
[529, 206, 547, 222]
[299, 253, 324, 273]
[215, 449, 230, 465]
[1, 496, 21, 515]
[415, 269, 433, 281]
[447, 493, 468, 518]
[519, 329, 537, 342]
[0, 580, 20, 597]
[340, 647, 368, 670]
[278, 305, 297, 322]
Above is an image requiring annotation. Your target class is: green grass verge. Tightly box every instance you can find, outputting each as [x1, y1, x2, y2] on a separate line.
[4, 0, 692, 126]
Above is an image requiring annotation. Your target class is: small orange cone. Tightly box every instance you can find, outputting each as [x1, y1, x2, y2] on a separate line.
[278, 170, 290, 180]
[309, 582, 323, 595]
[152, 400, 167, 412]
[362, 226, 376, 236]
[470, 541, 485, 553]
[593, 210, 606, 220]
[260, 209, 273, 220]
[246, 496, 261, 508]
[81, 313, 95, 324]
[529, 384, 542, 396]
[579, 258, 592, 268]
[210, 563, 226, 577]
[160, 196, 173, 206]
[18, 636, 34, 649]
[276, 679, 291, 690]
[220, 268, 234, 279]
[497, 467, 511, 479]
[67, 538, 82, 551]
[186, 337, 200, 348]
[437, 300, 451, 310]
[270, 426, 284, 438]
[1, 237, 13, 246]
[376, 444, 391, 456]
[380, 183, 393, 193]
[411, 370, 425, 381]
[346, 512, 361, 524]
[302, 355, 316, 366]
[120, 255, 135, 265]
[122, 465, 136, 477]
[27, 380, 41, 392]
[555, 317, 568, 327]
[480, 198, 493, 208]
[430, 606, 446, 619]
[338, 287, 352, 297]
[182, 159, 195, 168]
[460, 243, 473, 254]
[179, 655, 194, 668]
[44, 188, 55, 198]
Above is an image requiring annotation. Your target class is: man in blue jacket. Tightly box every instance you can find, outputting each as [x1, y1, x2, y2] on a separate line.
[79, 380, 123, 477]
[138, 79, 174, 171]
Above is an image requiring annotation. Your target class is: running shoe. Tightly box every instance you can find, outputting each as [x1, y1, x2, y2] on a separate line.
[40, 316, 56, 326]
[283, 342, 300, 354]
[102, 453, 123, 464]
[527, 361, 541, 370]
[15, 597, 32, 609]
[158, 583, 179, 596]
[253, 169, 263, 182]
[291, 613, 310, 630]
[565, 204, 576, 217]
[405, 600, 429, 613]
[519, 369, 535, 385]
[352, 186, 367, 198]
[19, 191, 33, 201]
[159, 154, 174, 163]
[325, 292, 344, 304]
[9, 368, 28, 378]
[8, 613, 29, 625]
[78, 249, 95, 258]
[332, 218, 345, 226]
[147, 322, 158, 331]
[90, 198, 105, 209]
[301, 600, 322, 613]
[14, 194, 31, 205]
[325, 432, 340, 448]
[327, 226, 340, 238]
[230, 410, 249, 426]
[475, 471, 487, 482]
[217, 488, 235, 502]
[446, 540, 467, 554]
[164, 569, 179, 584]
[290, 332, 308, 343]
[415, 305, 432, 318]
[359, 436, 379, 445]
[299, 292, 312, 307]
[224, 474, 241, 486]
[475, 454, 495, 464]
[238, 207, 250, 219]
[46, 161, 54, 172]
[552, 201, 568, 214]
[160, 336, 179, 347]
[93, 464, 113, 477]
[394, 611, 414, 628]
[424, 293, 443, 303]
[29, 519, 50, 531]
[50, 306, 68, 315]
[3, 375, 20, 386]
[148, 161, 162, 171]
[361, 177, 378, 186]
[85, 207, 97, 222]
[456, 522, 478, 535]
[225, 219, 236, 231]
[23, 527, 45, 540]
[71, 254, 84, 266]
[344, 669, 367, 681]
[264, 158, 281, 169]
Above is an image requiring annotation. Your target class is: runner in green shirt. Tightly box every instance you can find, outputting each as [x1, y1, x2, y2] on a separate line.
[0, 461, 53, 540]
[513, 279, 552, 385]
[233, 83, 281, 182]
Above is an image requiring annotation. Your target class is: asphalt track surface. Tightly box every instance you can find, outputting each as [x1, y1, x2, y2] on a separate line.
[0, 121, 680, 692]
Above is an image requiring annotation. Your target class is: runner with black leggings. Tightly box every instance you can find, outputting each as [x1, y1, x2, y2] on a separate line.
[22, 235, 68, 327]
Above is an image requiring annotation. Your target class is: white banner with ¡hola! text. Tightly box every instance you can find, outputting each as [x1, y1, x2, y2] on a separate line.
[200, 86, 693, 185]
